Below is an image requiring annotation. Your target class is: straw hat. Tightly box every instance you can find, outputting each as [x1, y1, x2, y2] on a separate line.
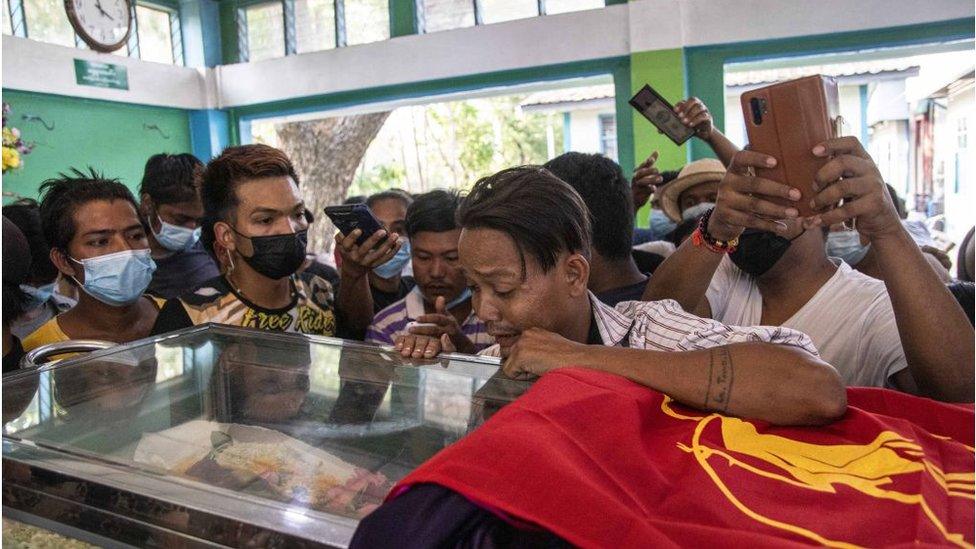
[654, 158, 726, 222]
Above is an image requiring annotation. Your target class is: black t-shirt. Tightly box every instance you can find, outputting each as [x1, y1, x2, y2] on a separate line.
[595, 274, 650, 307]
[350, 483, 569, 548]
[3, 336, 25, 374]
[371, 276, 415, 313]
[146, 241, 221, 300]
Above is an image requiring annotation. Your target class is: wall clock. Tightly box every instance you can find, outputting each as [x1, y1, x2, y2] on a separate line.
[64, 0, 132, 53]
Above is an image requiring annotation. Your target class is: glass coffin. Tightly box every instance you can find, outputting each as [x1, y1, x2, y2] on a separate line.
[2, 324, 530, 547]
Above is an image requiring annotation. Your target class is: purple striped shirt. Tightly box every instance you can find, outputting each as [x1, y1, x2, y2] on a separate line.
[366, 287, 494, 351]
[478, 291, 818, 357]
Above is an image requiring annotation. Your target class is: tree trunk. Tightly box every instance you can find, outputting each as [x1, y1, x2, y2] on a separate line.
[275, 111, 390, 255]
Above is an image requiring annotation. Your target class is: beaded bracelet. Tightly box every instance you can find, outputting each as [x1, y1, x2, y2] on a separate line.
[691, 208, 739, 254]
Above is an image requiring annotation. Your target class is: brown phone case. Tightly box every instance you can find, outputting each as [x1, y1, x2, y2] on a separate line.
[740, 75, 840, 217]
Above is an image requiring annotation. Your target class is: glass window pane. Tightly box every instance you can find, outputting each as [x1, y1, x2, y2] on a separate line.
[295, 0, 335, 54]
[3, 0, 13, 35]
[344, 0, 388, 46]
[136, 4, 174, 64]
[544, 0, 602, 15]
[246, 1, 284, 61]
[479, 0, 536, 24]
[421, 0, 474, 33]
[599, 114, 617, 161]
[24, 0, 75, 47]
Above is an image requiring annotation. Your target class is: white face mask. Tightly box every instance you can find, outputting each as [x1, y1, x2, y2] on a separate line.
[681, 202, 716, 222]
[826, 230, 870, 266]
[153, 215, 201, 252]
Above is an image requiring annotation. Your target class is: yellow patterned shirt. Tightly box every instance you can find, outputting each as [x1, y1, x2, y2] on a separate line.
[150, 272, 338, 338]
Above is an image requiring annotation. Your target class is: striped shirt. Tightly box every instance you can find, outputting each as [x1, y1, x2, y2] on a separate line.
[479, 291, 818, 357]
[365, 287, 495, 351]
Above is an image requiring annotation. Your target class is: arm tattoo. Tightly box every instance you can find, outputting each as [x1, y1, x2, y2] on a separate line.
[704, 346, 735, 413]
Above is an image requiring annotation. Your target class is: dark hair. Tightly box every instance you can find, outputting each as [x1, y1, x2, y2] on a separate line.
[343, 195, 366, 205]
[660, 170, 681, 186]
[366, 190, 412, 211]
[544, 152, 632, 260]
[201, 144, 300, 224]
[139, 153, 204, 205]
[885, 183, 908, 219]
[2, 216, 31, 324]
[3, 199, 58, 283]
[457, 166, 591, 278]
[37, 168, 139, 251]
[405, 190, 462, 238]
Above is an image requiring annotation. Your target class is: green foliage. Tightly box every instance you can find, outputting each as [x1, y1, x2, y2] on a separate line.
[349, 162, 406, 196]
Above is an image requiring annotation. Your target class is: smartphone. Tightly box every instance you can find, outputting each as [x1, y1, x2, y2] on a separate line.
[323, 204, 385, 246]
[629, 84, 695, 145]
[406, 321, 439, 332]
[740, 75, 841, 217]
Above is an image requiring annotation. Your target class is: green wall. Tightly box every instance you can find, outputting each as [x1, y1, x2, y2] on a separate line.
[629, 48, 687, 227]
[1, 90, 192, 202]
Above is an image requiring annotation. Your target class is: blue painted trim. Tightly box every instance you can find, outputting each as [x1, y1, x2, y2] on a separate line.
[562, 111, 571, 151]
[859, 84, 869, 144]
[189, 109, 230, 161]
[238, 117, 253, 145]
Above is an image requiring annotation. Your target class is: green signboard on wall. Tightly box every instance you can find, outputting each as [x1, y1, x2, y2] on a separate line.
[74, 59, 129, 90]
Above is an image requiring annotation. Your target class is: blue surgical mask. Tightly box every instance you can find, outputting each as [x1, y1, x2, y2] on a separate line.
[70, 249, 157, 306]
[681, 201, 716, 222]
[19, 281, 56, 309]
[826, 231, 870, 266]
[373, 239, 411, 280]
[153, 215, 200, 252]
[649, 209, 677, 240]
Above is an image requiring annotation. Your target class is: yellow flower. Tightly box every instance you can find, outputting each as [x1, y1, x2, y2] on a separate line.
[2, 145, 21, 171]
[2, 127, 16, 146]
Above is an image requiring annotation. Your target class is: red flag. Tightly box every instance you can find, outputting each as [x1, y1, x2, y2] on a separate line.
[393, 368, 975, 548]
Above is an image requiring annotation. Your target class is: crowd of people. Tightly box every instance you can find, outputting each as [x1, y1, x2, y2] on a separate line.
[2, 95, 974, 428]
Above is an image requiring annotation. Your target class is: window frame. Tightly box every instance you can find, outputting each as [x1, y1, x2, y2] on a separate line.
[598, 112, 617, 159]
[6, 0, 184, 65]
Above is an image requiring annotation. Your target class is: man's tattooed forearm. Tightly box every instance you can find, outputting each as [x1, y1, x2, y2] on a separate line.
[704, 346, 734, 413]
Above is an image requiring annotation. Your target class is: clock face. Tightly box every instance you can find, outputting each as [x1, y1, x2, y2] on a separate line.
[66, 0, 131, 51]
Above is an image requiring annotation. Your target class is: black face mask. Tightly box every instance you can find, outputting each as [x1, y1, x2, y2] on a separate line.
[729, 229, 794, 277]
[235, 229, 308, 280]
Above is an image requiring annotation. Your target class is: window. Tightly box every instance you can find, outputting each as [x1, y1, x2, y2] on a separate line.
[136, 4, 175, 64]
[343, 0, 388, 46]
[544, 0, 603, 15]
[294, 0, 335, 54]
[420, 0, 474, 33]
[24, 0, 74, 47]
[599, 113, 616, 160]
[3, 0, 12, 35]
[9, 0, 182, 64]
[958, 117, 968, 149]
[244, 1, 285, 61]
[479, 0, 537, 24]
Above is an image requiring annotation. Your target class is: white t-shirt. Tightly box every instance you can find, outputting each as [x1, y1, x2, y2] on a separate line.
[706, 257, 908, 388]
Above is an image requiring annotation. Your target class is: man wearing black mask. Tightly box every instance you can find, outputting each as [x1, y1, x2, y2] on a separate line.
[151, 145, 399, 340]
[643, 137, 974, 403]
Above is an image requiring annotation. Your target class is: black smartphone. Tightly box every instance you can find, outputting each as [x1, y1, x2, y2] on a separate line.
[629, 84, 694, 145]
[323, 203, 385, 246]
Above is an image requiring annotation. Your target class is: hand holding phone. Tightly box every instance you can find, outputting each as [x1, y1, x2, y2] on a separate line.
[740, 75, 840, 217]
[323, 203, 385, 246]
[629, 84, 695, 145]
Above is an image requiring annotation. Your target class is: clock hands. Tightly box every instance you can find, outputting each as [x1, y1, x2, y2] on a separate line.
[93, 0, 115, 21]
